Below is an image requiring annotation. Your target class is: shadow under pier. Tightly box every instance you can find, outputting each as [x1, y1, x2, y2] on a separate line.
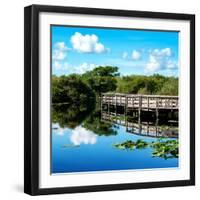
[100, 93, 179, 138]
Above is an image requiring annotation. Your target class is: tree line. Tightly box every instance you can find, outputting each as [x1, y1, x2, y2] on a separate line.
[52, 66, 178, 104]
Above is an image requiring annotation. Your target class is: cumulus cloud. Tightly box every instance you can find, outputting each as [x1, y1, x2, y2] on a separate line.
[145, 55, 160, 72]
[122, 50, 142, 60]
[74, 62, 96, 74]
[52, 123, 65, 136]
[55, 128, 65, 136]
[53, 42, 69, 61]
[132, 50, 141, 60]
[166, 60, 178, 69]
[52, 61, 96, 75]
[70, 32, 106, 53]
[122, 52, 128, 59]
[55, 42, 69, 51]
[151, 48, 172, 57]
[53, 61, 69, 71]
[53, 50, 66, 60]
[145, 48, 177, 73]
[70, 126, 97, 145]
[53, 61, 62, 70]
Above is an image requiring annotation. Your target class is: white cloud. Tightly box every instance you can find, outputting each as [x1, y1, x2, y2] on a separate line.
[53, 61, 62, 70]
[122, 52, 128, 59]
[52, 123, 65, 136]
[132, 50, 141, 60]
[53, 50, 66, 60]
[74, 62, 96, 74]
[70, 32, 106, 53]
[52, 61, 97, 75]
[70, 126, 97, 145]
[145, 48, 177, 73]
[63, 62, 69, 69]
[53, 61, 69, 73]
[55, 128, 65, 136]
[166, 60, 178, 69]
[151, 48, 172, 57]
[145, 55, 160, 73]
[55, 42, 69, 51]
[53, 42, 69, 61]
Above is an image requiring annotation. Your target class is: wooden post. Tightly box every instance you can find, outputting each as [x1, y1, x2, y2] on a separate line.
[156, 108, 159, 119]
[147, 121, 149, 136]
[132, 96, 134, 108]
[108, 96, 110, 116]
[156, 98, 159, 132]
[125, 95, 128, 116]
[100, 94, 103, 111]
[138, 95, 142, 126]
[138, 115, 142, 134]
[115, 94, 117, 116]
[155, 116, 159, 137]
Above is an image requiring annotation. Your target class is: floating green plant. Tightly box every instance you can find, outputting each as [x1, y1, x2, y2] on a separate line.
[150, 139, 178, 159]
[113, 139, 178, 159]
[113, 140, 135, 150]
[113, 139, 148, 150]
[135, 139, 148, 149]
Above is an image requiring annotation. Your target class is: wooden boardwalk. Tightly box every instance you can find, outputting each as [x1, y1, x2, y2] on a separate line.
[101, 93, 179, 110]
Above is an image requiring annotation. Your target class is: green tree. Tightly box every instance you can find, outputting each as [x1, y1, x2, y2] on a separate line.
[52, 74, 95, 104]
[116, 74, 178, 95]
[82, 66, 119, 96]
[159, 77, 178, 95]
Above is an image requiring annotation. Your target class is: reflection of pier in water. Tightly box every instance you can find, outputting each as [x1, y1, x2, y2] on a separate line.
[101, 93, 178, 138]
[101, 111, 178, 138]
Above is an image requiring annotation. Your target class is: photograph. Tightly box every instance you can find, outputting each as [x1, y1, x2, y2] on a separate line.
[51, 25, 179, 174]
[24, 4, 195, 195]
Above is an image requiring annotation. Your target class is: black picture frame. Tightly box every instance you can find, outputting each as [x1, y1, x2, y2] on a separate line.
[24, 4, 195, 196]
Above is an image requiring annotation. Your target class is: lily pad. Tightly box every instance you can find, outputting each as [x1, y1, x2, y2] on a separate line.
[113, 139, 178, 159]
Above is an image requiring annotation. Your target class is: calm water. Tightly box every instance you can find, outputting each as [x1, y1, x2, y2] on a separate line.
[52, 105, 178, 174]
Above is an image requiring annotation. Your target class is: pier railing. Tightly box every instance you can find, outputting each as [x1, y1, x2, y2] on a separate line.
[101, 93, 178, 110]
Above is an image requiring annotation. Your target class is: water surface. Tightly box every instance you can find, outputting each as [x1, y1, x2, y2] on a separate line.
[52, 105, 178, 174]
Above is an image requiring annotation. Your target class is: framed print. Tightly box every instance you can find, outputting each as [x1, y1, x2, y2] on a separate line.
[24, 4, 195, 195]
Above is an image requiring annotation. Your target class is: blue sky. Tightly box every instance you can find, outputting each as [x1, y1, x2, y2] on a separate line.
[51, 25, 179, 77]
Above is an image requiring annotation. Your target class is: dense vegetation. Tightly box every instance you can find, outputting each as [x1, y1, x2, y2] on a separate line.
[116, 74, 178, 95]
[81, 66, 119, 96]
[52, 103, 117, 134]
[52, 66, 178, 105]
[113, 139, 178, 159]
[82, 108, 118, 136]
[52, 74, 95, 104]
[52, 103, 94, 128]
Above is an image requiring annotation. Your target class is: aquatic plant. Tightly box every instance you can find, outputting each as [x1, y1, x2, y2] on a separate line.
[150, 139, 178, 159]
[113, 139, 148, 150]
[113, 140, 135, 150]
[113, 139, 178, 159]
[135, 139, 148, 149]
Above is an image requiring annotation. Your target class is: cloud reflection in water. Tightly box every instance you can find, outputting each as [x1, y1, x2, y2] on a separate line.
[70, 126, 97, 145]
